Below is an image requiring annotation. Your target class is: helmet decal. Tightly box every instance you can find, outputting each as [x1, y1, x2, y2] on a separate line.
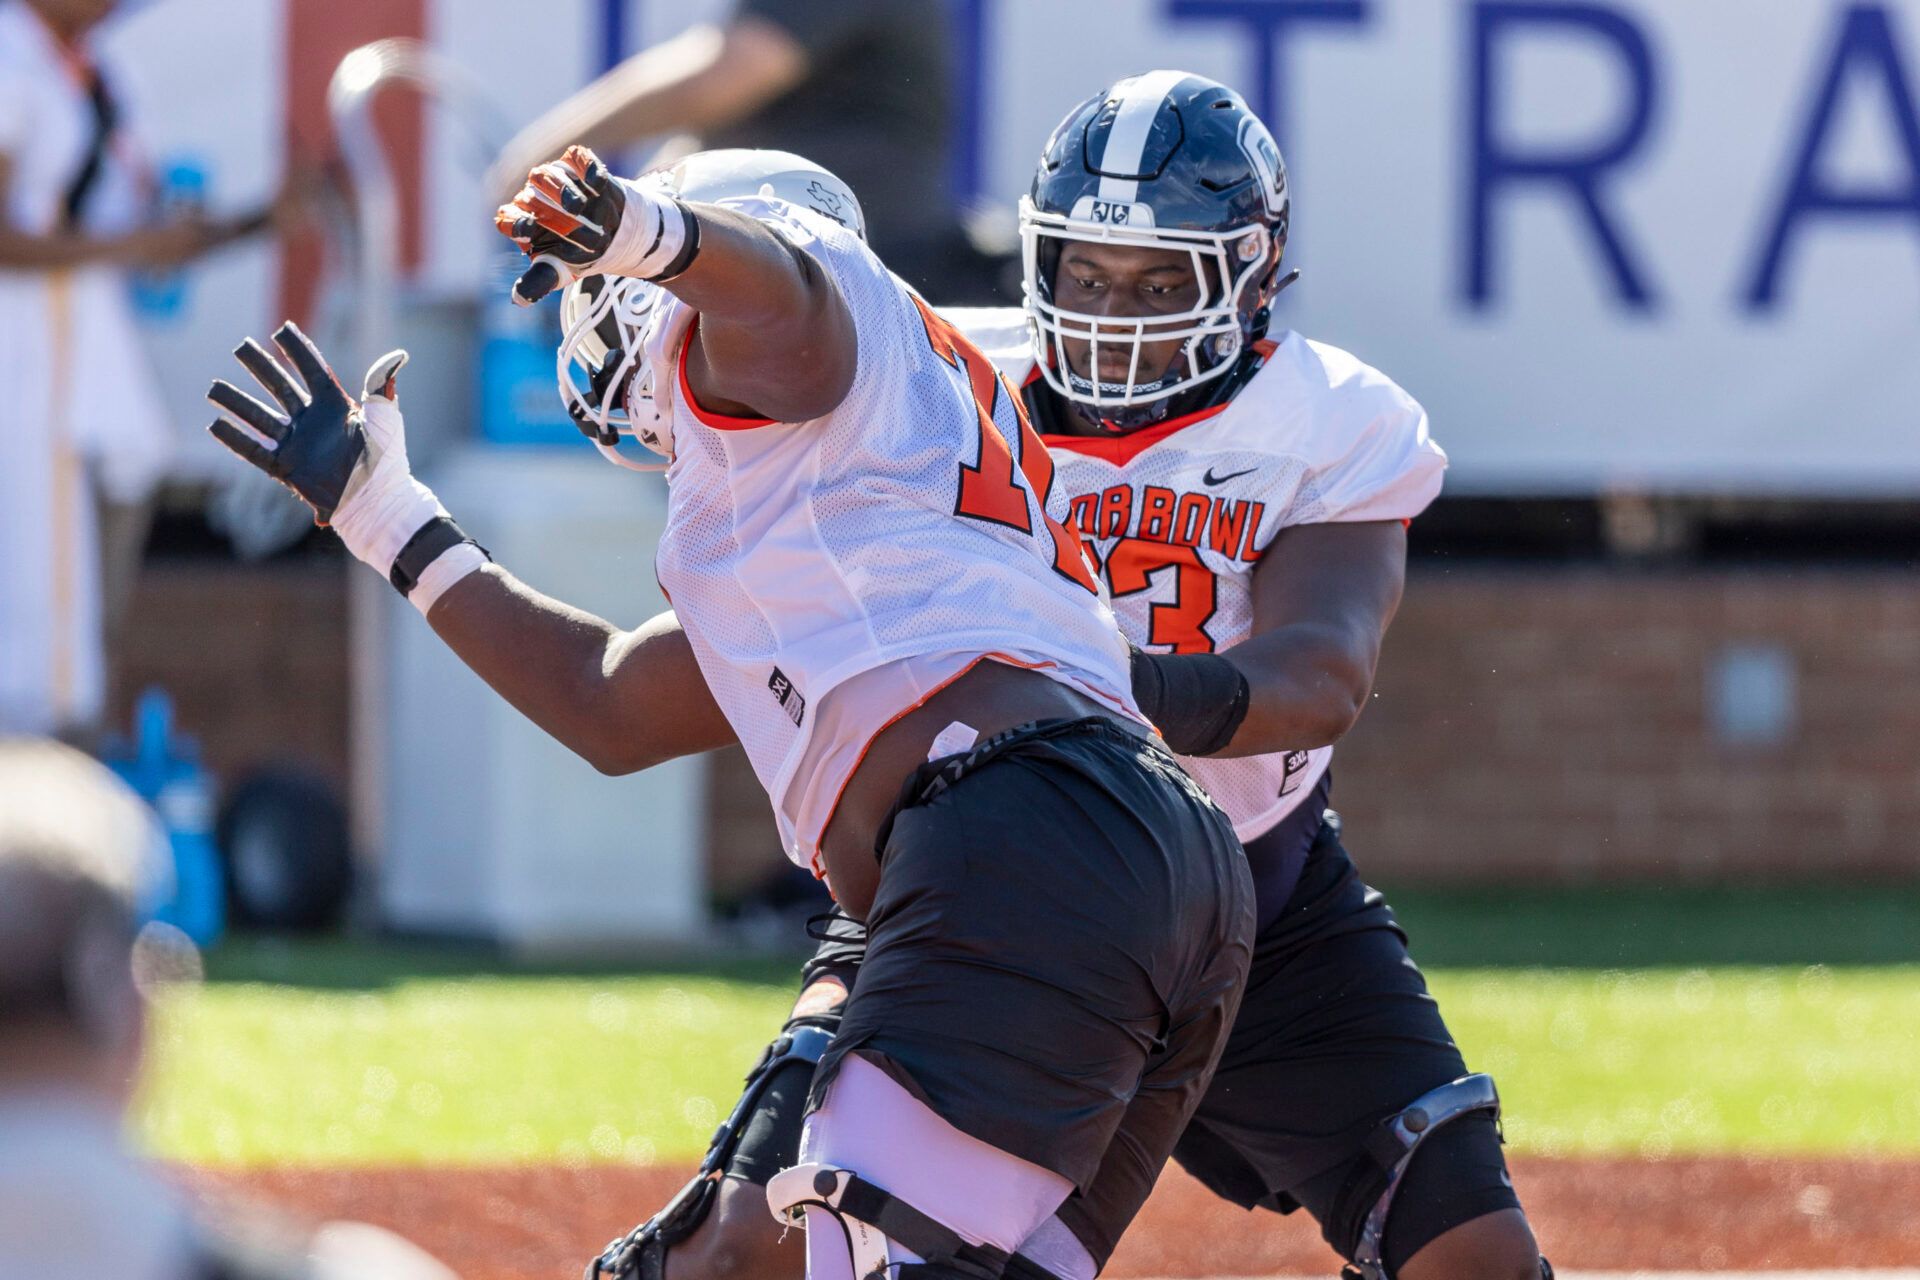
[1237, 116, 1288, 220]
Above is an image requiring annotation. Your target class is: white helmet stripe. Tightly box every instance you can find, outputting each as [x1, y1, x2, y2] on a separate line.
[1095, 69, 1192, 205]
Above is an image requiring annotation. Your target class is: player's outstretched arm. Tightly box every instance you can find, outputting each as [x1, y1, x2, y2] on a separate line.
[427, 578, 734, 774]
[205, 324, 734, 774]
[495, 146, 856, 423]
[1133, 520, 1406, 758]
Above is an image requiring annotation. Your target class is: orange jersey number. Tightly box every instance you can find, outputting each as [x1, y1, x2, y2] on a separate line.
[1099, 538, 1219, 653]
[913, 296, 1098, 593]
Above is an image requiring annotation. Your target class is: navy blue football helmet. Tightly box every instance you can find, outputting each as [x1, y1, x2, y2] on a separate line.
[1021, 71, 1292, 431]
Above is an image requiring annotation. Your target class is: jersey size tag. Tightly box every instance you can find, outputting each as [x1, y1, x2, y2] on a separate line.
[768, 667, 806, 727]
[929, 721, 979, 761]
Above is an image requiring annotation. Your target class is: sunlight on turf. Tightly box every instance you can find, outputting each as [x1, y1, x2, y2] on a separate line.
[139, 973, 796, 1167]
[1434, 966, 1920, 1158]
[139, 965, 1920, 1167]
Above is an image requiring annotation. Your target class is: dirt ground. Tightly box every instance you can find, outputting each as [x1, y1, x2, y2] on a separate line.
[183, 1155, 1920, 1278]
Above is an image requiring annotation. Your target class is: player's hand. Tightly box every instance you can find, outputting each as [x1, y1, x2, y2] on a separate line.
[493, 144, 629, 305]
[207, 324, 440, 572]
[494, 145, 693, 306]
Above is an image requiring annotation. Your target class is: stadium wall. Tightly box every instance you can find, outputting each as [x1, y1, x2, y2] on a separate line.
[694, 567, 1920, 892]
[1336, 568, 1920, 884]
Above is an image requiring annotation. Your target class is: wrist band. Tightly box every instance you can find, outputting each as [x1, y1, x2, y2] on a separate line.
[605, 182, 701, 281]
[1129, 645, 1251, 757]
[651, 199, 702, 281]
[390, 515, 489, 613]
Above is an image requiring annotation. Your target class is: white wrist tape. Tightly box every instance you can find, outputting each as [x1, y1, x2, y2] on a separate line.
[600, 178, 694, 280]
[407, 541, 489, 616]
[331, 474, 447, 576]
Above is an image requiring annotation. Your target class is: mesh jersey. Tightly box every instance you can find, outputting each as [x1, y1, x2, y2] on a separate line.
[642, 200, 1140, 869]
[946, 307, 1447, 841]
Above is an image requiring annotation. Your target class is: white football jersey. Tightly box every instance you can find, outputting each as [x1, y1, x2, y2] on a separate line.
[642, 200, 1141, 871]
[947, 307, 1446, 842]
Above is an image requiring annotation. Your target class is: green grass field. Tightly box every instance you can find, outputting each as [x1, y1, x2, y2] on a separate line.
[140, 886, 1920, 1168]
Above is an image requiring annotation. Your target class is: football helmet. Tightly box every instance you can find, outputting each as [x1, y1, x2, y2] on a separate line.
[1021, 70, 1292, 432]
[555, 149, 866, 471]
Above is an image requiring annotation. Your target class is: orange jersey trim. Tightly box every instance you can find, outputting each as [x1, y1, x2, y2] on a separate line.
[1041, 401, 1232, 465]
[1029, 337, 1280, 465]
[677, 317, 779, 431]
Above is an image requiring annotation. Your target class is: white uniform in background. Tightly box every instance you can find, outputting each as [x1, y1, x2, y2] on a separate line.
[949, 306, 1447, 843]
[0, 3, 173, 734]
[639, 197, 1141, 873]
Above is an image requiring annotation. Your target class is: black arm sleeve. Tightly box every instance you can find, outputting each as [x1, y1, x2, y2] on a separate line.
[1129, 644, 1252, 758]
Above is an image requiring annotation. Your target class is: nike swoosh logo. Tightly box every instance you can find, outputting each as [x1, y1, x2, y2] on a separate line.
[1203, 466, 1256, 486]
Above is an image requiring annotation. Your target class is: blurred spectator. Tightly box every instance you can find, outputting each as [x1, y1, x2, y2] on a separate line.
[488, 0, 1008, 301]
[0, 737, 459, 1279]
[0, 0, 286, 741]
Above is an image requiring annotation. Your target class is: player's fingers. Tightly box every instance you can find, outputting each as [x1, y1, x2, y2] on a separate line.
[233, 338, 306, 414]
[574, 153, 610, 198]
[494, 203, 533, 247]
[545, 161, 592, 205]
[512, 258, 563, 307]
[523, 167, 604, 237]
[560, 144, 598, 181]
[521, 190, 590, 239]
[208, 418, 279, 473]
[527, 162, 585, 211]
[272, 321, 345, 403]
[207, 379, 290, 441]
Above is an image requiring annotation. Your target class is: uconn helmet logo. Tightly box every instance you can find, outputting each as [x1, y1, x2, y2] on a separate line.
[1237, 117, 1287, 219]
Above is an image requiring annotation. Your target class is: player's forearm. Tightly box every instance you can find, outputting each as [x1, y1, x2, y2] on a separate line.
[1213, 624, 1376, 756]
[423, 566, 725, 774]
[662, 203, 857, 420]
[1132, 622, 1375, 759]
[494, 146, 854, 417]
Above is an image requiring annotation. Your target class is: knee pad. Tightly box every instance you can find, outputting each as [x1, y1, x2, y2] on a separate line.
[1339, 1073, 1502, 1280]
[768, 1163, 1010, 1280]
[585, 1022, 833, 1280]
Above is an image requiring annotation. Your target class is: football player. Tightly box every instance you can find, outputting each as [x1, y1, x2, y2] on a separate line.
[204, 145, 1253, 1280]
[575, 76, 1547, 1280]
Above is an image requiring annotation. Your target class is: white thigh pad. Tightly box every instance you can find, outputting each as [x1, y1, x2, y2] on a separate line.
[767, 1056, 1074, 1280]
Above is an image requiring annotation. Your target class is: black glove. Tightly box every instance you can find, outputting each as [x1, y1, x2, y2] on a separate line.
[206, 321, 363, 522]
[493, 144, 630, 305]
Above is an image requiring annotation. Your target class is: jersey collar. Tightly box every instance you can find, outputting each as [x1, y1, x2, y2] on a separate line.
[1027, 336, 1278, 465]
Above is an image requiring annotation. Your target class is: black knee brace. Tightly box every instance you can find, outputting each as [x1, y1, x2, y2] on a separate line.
[1338, 1074, 1503, 1280]
[585, 1020, 833, 1280]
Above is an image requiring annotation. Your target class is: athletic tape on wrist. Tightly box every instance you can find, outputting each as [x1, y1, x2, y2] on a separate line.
[408, 542, 489, 616]
[389, 515, 490, 615]
[604, 181, 699, 281]
[332, 472, 445, 575]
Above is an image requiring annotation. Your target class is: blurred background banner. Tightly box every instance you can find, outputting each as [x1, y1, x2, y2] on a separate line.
[111, 0, 1920, 495]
